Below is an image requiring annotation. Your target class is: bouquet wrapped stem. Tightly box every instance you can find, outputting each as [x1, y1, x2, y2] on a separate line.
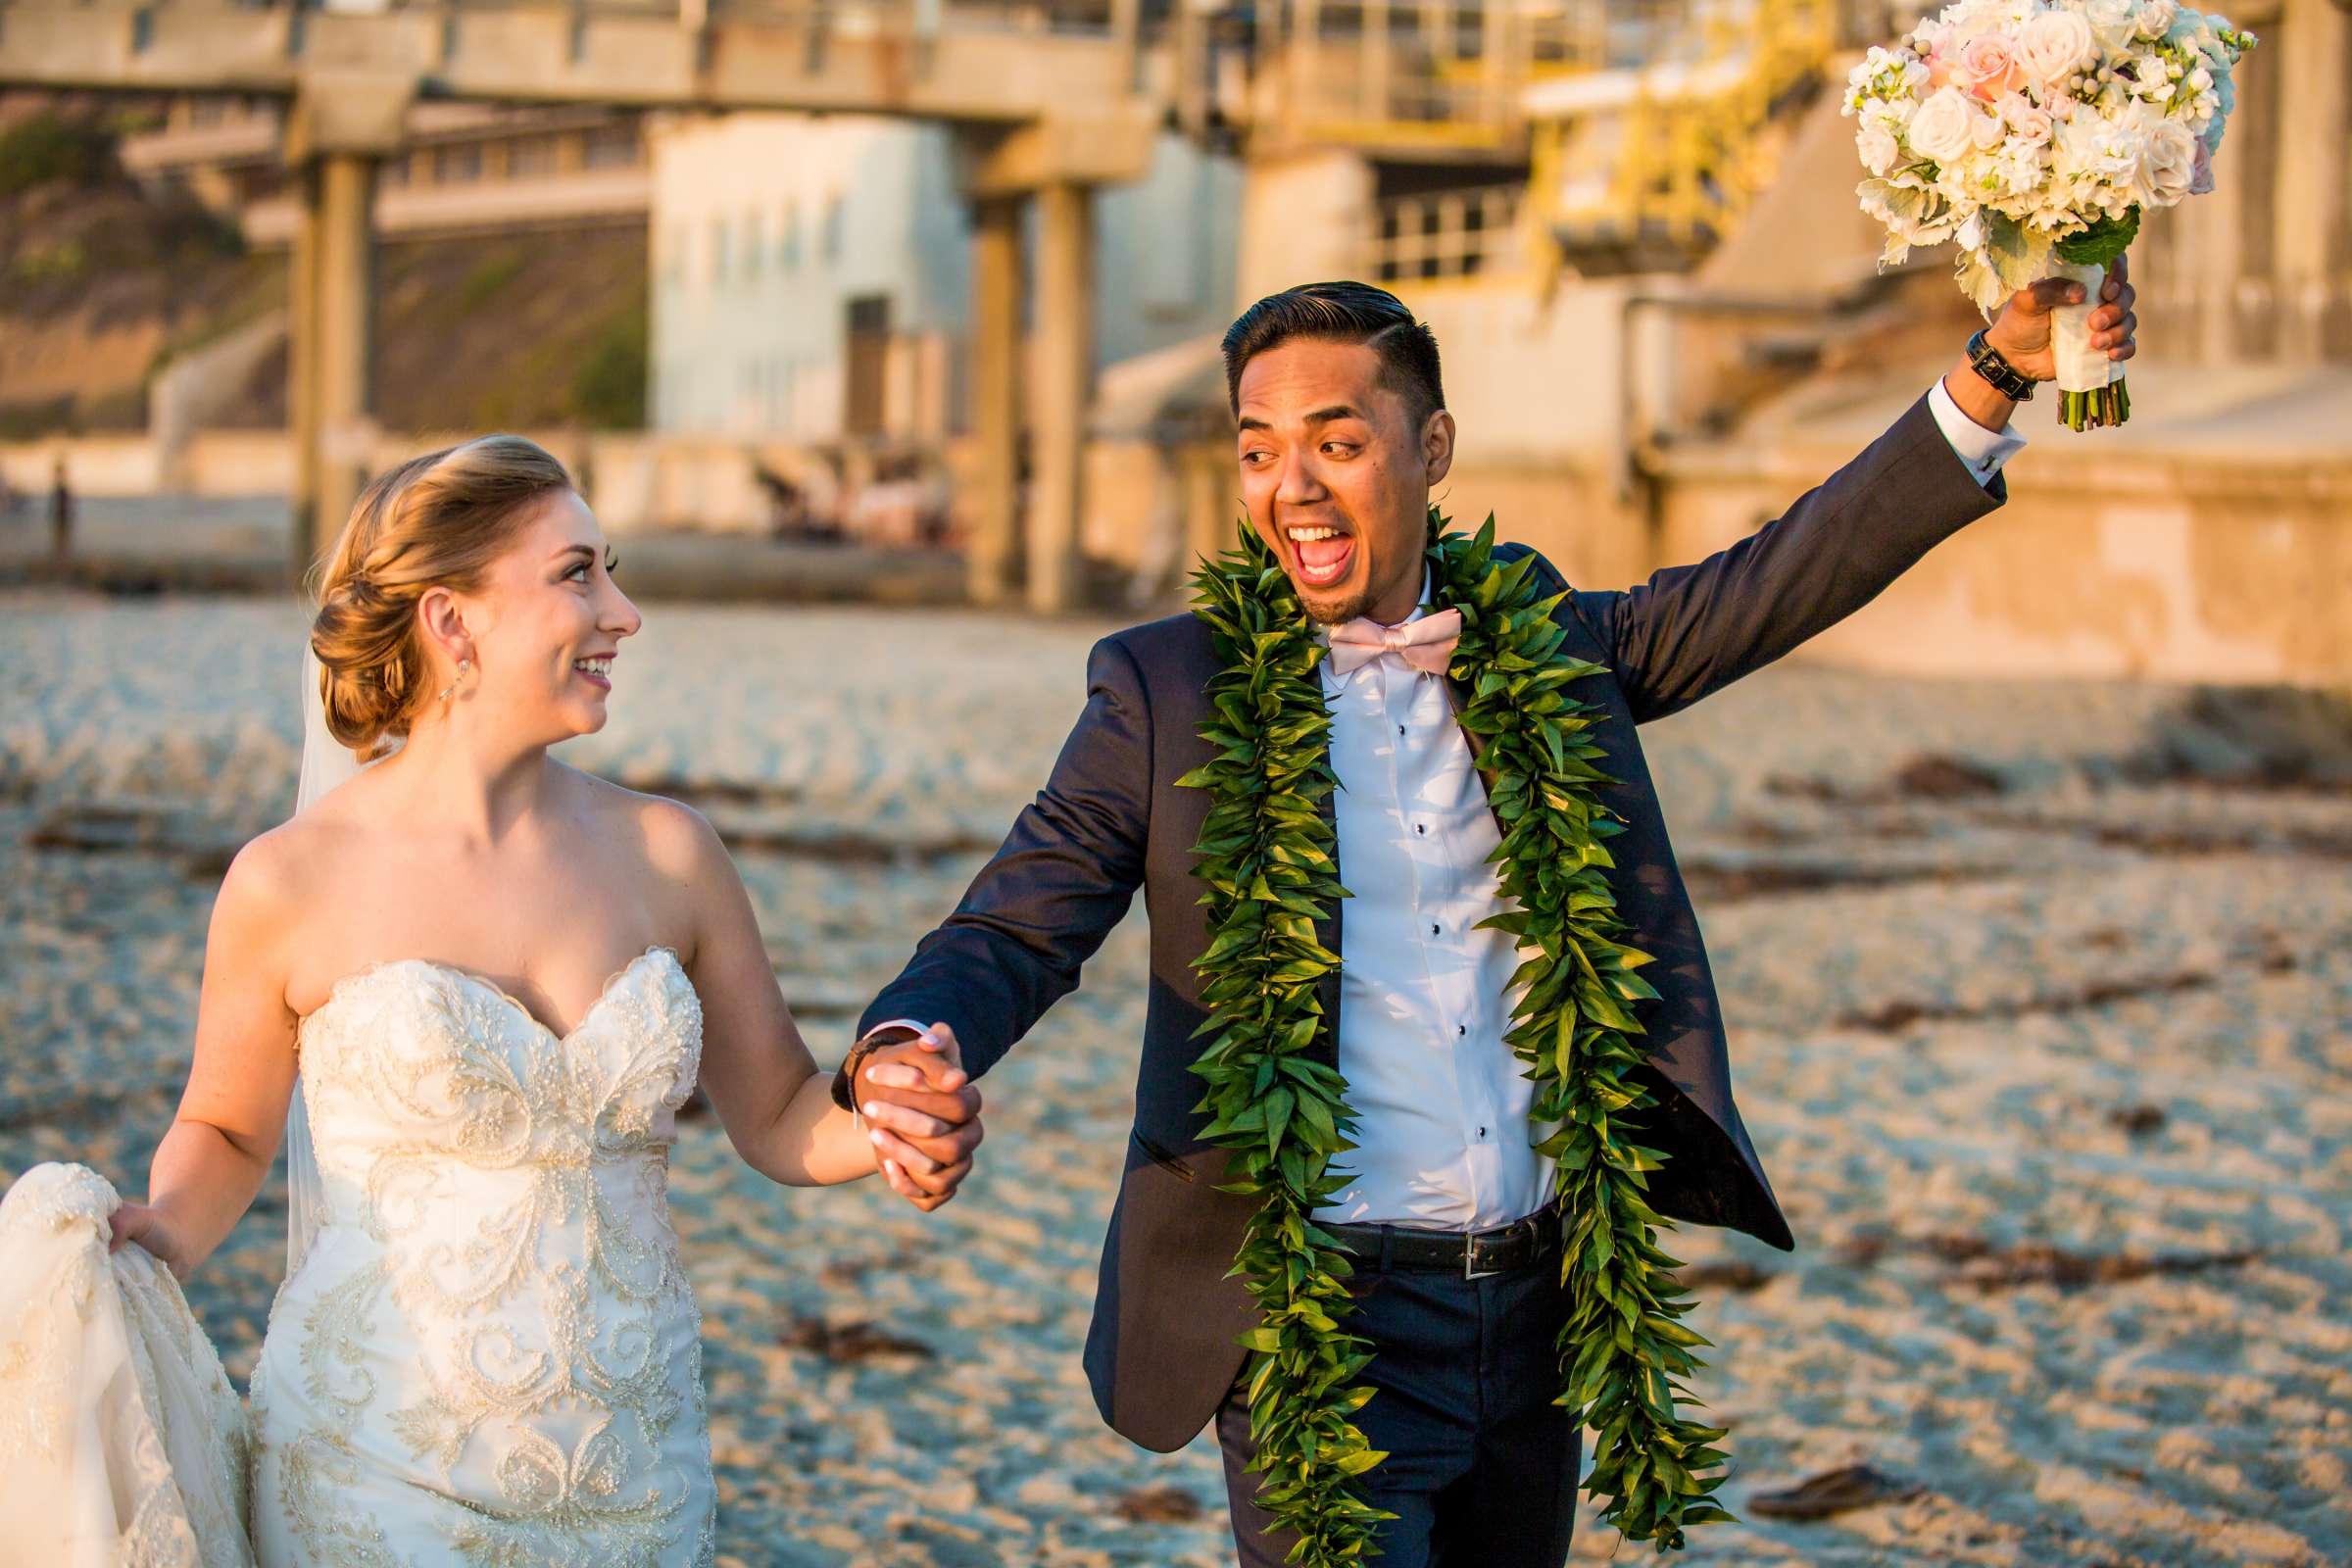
[2052, 258, 2131, 429]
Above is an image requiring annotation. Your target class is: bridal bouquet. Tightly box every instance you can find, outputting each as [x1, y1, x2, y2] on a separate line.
[1843, 0, 2256, 427]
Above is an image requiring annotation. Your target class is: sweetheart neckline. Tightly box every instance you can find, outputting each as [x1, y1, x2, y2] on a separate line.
[305, 945, 684, 1047]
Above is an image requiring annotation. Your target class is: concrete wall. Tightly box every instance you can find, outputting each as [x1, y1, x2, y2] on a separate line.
[1649, 437, 2352, 686]
[1236, 147, 1377, 305]
[1093, 134, 1245, 368]
[15, 422, 2347, 686]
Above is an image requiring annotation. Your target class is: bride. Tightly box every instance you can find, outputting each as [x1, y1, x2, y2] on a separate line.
[0, 435, 983, 1565]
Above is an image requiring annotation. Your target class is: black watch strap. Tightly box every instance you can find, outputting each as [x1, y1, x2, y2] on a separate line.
[831, 1025, 921, 1113]
[1966, 328, 2035, 402]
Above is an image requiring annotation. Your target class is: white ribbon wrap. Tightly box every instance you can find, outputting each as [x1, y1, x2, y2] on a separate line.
[2050, 259, 2122, 396]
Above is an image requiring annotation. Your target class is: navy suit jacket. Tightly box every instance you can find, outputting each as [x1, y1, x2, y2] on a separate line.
[863, 394, 2005, 1450]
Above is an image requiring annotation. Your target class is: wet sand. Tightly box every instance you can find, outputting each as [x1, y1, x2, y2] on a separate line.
[2, 588, 2345, 1566]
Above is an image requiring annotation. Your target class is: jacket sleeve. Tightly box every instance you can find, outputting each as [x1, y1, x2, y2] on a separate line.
[1574, 392, 2005, 724]
[856, 635, 1152, 1080]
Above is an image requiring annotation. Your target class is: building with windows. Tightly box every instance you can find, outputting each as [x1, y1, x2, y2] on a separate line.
[646, 111, 1241, 445]
[120, 97, 650, 244]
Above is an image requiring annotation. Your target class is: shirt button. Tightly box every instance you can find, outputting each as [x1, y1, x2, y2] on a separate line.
[1430, 922, 1441, 936]
[1416, 823, 1426, 835]
[1457, 1025, 1467, 1037]
[1477, 1126, 1488, 1138]
[1396, 724, 1406, 736]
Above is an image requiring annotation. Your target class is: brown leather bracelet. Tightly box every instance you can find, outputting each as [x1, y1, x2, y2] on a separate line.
[830, 1026, 920, 1114]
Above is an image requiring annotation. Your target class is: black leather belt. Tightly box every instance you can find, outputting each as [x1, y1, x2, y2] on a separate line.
[1326, 1201, 1566, 1280]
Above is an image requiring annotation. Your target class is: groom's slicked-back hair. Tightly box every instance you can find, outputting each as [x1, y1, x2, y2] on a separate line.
[1221, 280, 1446, 428]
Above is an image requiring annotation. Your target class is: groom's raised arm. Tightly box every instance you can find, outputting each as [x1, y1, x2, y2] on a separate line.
[1571, 389, 2008, 725]
[856, 635, 1152, 1082]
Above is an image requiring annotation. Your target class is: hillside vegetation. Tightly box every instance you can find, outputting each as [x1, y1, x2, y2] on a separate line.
[0, 96, 648, 440]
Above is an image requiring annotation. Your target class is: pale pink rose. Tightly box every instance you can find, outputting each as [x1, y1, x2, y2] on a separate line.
[2000, 93, 2055, 144]
[1957, 33, 2026, 101]
[2188, 139, 2214, 194]
[2020, 10, 2097, 91]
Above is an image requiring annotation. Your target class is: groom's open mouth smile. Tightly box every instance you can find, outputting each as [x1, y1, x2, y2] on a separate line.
[572, 654, 614, 692]
[1284, 520, 1356, 590]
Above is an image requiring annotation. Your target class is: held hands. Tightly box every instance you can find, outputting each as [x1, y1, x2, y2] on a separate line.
[856, 1023, 983, 1213]
[1985, 253, 2138, 381]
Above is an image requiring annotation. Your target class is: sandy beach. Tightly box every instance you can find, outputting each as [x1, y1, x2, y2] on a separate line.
[2, 587, 2344, 1567]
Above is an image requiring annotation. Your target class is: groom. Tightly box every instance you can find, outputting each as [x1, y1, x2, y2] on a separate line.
[847, 270, 2136, 1562]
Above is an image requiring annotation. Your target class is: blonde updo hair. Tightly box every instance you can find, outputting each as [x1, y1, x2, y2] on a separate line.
[310, 434, 575, 756]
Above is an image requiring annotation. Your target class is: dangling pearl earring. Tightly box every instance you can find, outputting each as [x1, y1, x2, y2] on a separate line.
[437, 659, 471, 706]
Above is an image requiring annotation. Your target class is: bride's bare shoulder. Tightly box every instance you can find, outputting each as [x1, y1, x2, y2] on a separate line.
[215, 768, 390, 921]
[564, 764, 728, 876]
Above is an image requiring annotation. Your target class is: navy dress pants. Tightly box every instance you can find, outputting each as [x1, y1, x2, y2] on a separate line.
[1215, 1257, 1583, 1568]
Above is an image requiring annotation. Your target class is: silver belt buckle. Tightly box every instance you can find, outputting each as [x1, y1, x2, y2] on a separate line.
[1463, 1223, 1506, 1281]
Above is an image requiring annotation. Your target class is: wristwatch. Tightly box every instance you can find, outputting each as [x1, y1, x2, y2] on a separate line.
[830, 1025, 919, 1113]
[1965, 327, 2036, 402]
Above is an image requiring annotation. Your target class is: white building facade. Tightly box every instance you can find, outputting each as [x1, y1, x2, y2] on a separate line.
[648, 111, 1241, 444]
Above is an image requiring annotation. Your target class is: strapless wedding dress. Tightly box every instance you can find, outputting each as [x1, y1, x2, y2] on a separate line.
[0, 946, 717, 1567]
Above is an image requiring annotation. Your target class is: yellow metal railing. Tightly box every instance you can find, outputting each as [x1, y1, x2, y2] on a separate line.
[1527, 0, 1838, 267]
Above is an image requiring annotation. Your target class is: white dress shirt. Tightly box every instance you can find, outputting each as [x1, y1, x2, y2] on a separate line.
[1315, 593, 1542, 1230]
[1312, 385, 2019, 1230]
[870, 385, 2021, 1232]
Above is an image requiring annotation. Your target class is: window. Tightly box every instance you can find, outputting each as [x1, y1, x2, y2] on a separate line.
[820, 194, 845, 266]
[436, 143, 483, 183]
[710, 217, 731, 287]
[581, 123, 640, 169]
[742, 210, 763, 281]
[505, 135, 556, 180]
[779, 204, 803, 271]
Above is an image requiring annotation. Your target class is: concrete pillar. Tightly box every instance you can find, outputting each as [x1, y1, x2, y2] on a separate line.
[288, 163, 323, 578]
[1236, 147, 1376, 302]
[310, 151, 380, 566]
[1027, 179, 1096, 614]
[1183, 441, 1232, 567]
[2272, 0, 2351, 359]
[966, 195, 1023, 605]
[283, 71, 411, 576]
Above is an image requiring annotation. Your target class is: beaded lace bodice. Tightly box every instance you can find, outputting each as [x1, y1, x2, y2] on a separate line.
[252, 944, 714, 1567]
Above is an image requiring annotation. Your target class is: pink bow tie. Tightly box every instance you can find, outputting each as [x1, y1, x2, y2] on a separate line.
[1326, 608, 1462, 678]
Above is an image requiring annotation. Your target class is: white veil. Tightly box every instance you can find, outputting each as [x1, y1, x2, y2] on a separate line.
[284, 642, 363, 1278]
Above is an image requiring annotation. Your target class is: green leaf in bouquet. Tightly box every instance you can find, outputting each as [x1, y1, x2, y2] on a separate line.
[2055, 206, 2141, 268]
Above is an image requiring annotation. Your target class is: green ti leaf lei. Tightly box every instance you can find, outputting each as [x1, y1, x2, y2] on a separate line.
[1178, 509, 1735, 1560]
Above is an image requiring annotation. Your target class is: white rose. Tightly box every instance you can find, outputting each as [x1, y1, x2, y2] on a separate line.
[1907, 86, 1982, 165]
[2135, 0, 2177, 37]
[1858, 121, 1901, 174]
[2020, 10, 2098, 90]
[2135, 115, 2201, 206]
[2084, 0, 2139, 51]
